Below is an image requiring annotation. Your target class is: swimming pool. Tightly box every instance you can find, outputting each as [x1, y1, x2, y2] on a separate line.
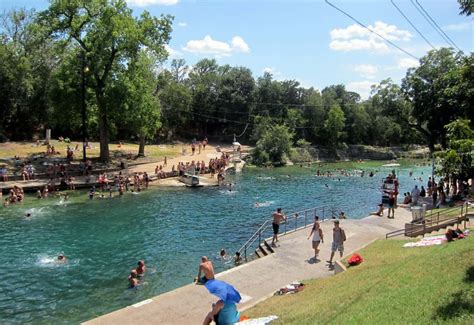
[0, 162, 430, 324]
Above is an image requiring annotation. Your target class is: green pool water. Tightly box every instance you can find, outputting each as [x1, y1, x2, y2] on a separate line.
[0, 162, 430, 324]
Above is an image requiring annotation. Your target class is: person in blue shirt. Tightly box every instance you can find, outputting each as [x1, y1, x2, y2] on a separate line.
[203, 299, 240, 325]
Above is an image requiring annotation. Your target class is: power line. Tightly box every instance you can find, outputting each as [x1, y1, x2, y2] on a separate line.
[410, 0, 461, 51]
[390, 0, 435, 50]
[325, 0, 419, 60]
[415, 0, 461, 51]
[164, 106, 318, 130]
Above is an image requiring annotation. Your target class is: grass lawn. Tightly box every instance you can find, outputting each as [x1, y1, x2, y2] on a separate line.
[0, 141, 182, 161]
[246, 237, 474, 324]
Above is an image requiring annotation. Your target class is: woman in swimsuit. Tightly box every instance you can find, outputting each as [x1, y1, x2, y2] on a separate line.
[307, 216, 324, 260]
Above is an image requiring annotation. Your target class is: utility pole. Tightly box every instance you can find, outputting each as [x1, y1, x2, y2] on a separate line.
[81, 51, 88, 162]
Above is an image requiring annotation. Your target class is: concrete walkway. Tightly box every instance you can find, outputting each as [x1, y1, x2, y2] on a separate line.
[84, 208, 414, 325]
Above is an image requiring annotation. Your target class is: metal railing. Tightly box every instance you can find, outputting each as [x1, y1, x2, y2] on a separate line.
[385, 202, 469, 239]
[234, 205, 343, 262]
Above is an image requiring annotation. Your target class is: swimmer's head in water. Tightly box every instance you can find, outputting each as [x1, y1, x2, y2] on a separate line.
[138, 260, 144, 266]
[58, 254, 64, 260]
[201, 256, 208, 262]
[25, 213, 31, 217]
[130, 270, 138, 278]
[277, 208, 282, 213]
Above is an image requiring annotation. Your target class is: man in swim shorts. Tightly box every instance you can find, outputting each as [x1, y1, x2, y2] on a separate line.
[271, 208, 287, 247]
[196, 256, 215, 284]
[327, 220, 346, 266]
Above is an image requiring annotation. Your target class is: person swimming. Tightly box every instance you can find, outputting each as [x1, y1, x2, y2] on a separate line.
[219, 249, 229, 261]
[57, 254, 67, 263]
[128, 270, 139, 288]
[136, 260, 146, 277]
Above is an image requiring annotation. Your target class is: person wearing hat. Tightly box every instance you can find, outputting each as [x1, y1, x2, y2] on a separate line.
[327, 220, 346, 266]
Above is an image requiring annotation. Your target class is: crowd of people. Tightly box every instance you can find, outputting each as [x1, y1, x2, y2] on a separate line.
[2, 185, 24, 207]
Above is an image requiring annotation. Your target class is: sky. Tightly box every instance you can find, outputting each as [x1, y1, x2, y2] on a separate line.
[1, 0, 472, 99]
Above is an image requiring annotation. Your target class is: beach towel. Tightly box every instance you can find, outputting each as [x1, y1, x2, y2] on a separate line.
[403, 230, 470, 248]
[237, 315, 278, 324]
[275, 281, 304, 295]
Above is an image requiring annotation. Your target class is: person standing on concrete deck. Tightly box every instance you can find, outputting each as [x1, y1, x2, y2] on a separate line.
[307, 216, 324, 260]
[327, 220, 346, 266]
[271, 208, 287, 247]
[411, 185, 420, 206]
[387, 191, 396, 218]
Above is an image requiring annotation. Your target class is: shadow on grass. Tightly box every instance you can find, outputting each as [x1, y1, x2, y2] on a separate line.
[432, 289, 474, 321]
[465, 266, 474, 283]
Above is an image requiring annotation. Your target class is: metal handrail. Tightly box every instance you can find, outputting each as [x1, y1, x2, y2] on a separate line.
[234, 205, 343, 262]
[385, 202, 468, 239]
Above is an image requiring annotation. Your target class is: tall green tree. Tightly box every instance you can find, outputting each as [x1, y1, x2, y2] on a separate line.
[252, 122, 293, 166]
[436, 119, 474, 189]
[157, 70, 192, 140]
[0, 9, 55, 140]
[323, 104, 345, 146]
[402, 48, 468, 152]
[458, 0, 472, 15]
[121, 51, 162, 156]
[371, 79, 427, 146]
[38, 0, 172, 162]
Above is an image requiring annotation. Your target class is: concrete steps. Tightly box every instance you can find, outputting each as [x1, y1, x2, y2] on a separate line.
[254, 240, 275, 258]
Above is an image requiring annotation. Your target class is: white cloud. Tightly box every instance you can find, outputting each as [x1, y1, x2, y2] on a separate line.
[231, 36, 250, 53]
[443, 21, 473, 31]
[353, 64, 378, 79]
[330, 39, 390, 52]
[347, 81, 376, 100]
[178, 22, 187, 27]
[398, 57, 419, 69]
[262, 67, 281, 76]
[127, 0, 178, 6]
[183, 35, 250, 57]
[164, 44, 182, 57]
[330, 21, 412, 53]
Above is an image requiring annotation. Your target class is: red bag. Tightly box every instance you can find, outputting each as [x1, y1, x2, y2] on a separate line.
[348, 253, 363, 266]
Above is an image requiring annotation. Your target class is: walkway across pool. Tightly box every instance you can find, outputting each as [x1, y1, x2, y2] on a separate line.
[84, 208, 413, 325]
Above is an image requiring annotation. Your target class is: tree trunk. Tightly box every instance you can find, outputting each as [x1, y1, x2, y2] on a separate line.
[138, 134, 146, 157]
[427, 139, 435, 157]
[96, 89, 110, 163]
